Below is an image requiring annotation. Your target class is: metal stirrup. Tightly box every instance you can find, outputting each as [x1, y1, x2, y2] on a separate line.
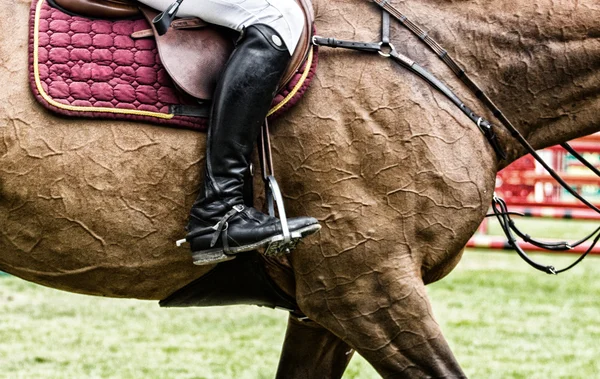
[259, 120, 292, 249]
[266, 176, 292, 245]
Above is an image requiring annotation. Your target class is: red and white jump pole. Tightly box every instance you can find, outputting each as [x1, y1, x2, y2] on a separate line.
[469, 133, 600, 254]
[467, 235, 600, 255]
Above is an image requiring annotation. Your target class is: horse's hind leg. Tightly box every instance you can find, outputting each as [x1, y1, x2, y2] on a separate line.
[276, 315, 354, 379]
[296, 266, 465, 378]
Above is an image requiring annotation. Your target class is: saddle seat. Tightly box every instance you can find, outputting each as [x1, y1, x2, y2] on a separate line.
[52, 0, 315, 100]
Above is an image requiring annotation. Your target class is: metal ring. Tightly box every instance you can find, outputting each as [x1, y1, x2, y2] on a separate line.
[378, 42, 395, 58]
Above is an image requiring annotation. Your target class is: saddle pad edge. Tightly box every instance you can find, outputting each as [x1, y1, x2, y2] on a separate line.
[267, 45, 316, 118]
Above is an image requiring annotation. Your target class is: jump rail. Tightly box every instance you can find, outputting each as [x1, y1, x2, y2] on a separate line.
[467, 235, 600, 255]
[503, 206, 600, 221]
[504, 200, 600, 210]
[470, 134, 600, 255]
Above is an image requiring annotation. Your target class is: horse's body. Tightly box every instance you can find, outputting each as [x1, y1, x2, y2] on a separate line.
[1, 0, 599, 376]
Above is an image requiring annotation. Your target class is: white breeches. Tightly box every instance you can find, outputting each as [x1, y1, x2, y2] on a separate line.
[138, 0, 304, 54]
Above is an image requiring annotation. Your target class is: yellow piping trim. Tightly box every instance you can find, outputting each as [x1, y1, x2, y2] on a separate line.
[33, 0, 174, 120]
[267, 46, 314, 117]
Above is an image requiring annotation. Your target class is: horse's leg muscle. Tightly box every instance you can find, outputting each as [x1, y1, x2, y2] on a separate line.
[296, 263, 465, 378]
[276, 316, 354, 379]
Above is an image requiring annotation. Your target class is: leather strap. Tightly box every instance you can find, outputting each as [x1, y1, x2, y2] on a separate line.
[312, 20, 507, 160]
[381, 8, 390, 44]
[369, 0, 600, 273]
[169, 104, 210, 117]
[131, 29, 154, 38]
[312, 36, 382, 53]
[171, 17, 208, 29]
[210, 204, 244, 248]
[258, 120, 292, 247]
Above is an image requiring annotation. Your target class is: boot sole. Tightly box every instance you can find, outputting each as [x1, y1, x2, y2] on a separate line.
[191, 223, 321, 266]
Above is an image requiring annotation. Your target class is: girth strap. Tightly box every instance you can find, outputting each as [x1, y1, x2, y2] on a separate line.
[159, 252, 299, 312]
[169, 104, 211, 117]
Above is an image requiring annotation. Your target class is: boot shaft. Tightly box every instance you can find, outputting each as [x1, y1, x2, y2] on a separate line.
[192, 24, 292, 223]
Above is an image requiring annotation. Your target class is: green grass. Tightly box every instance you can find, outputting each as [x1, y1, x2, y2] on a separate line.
[430, 251, 600, 378]
[1, 218, 600, 378]
[0, 277, 378, 379]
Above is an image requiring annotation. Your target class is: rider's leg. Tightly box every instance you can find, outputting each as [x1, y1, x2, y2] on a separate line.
[137, 0, 319, 264]
[186, 23, 320, 264]
[139, 0, 304, 54]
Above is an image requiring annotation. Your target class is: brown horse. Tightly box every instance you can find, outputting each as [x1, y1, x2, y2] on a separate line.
[1, 0, 599, 376]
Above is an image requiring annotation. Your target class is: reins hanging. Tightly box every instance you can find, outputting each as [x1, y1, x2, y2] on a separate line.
[490, 196, 600, 275]
[313, 0, 600, 274]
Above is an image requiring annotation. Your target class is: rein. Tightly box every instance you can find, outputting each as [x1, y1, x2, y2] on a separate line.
[313, 0, 600, 274]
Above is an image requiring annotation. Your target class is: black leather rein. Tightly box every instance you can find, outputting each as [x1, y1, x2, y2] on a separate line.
[313, 0, 600, 274]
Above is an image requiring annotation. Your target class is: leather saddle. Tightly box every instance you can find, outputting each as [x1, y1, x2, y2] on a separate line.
[52, 0, 315, 100]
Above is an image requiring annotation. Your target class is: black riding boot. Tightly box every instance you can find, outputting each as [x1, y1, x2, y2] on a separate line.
[185, 24, 320, 265]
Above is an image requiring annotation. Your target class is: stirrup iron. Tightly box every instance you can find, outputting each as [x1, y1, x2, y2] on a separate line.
[263, 175, 297, 255]
[259, 120, 301, 256]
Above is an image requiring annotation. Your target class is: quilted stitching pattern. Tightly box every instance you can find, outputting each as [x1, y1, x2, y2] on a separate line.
[29, 0, 317, 132]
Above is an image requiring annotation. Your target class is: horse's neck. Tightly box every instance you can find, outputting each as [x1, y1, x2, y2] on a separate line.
[436, 0, 600, 163]
[314, 0, 600, 164]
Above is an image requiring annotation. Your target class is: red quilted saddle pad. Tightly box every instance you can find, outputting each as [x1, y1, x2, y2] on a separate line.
[28, 0, 318, 132]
